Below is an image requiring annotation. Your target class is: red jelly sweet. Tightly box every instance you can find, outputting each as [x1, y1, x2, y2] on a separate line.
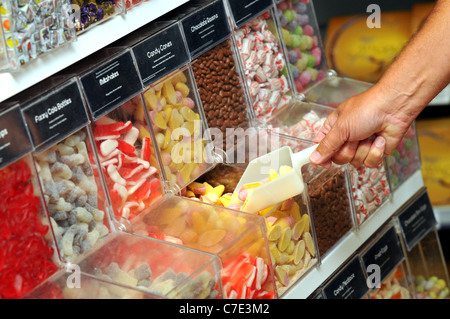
[0, 160, 58, 299]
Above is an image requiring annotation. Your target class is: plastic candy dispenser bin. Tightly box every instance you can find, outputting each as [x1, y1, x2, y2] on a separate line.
[141, 67, 216, 193]
[130, 195, 277, 299]
[225, 0, 296, 124]
[180, 0, 256, 159]
[304, 163, 356, 259]
[368, 264, 413, 299]
[263, 98, 334, 142]
[11, 76, 114, 264]
[386, 122, 421, 191]
[180, 129, 320, 297]
[90, 89, 165, 226]
[272, 0, 328, 95]
[24, 232, 222, 299]
[23, 268, 165, 299]
[403, 228, 450, 299]
[0, 153, 61, 299]
[32, 125, 113, 264]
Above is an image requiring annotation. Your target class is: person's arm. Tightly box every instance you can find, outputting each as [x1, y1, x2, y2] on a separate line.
[310, 0, 450, 169]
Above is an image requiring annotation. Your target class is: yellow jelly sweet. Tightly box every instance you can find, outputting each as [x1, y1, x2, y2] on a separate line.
[139, 126, 151, 140]
[163, 81, 177, 105]
[291, 219, 306, 241]
[303, 232, 315, 257]
[198, 229, 226, 247]
[293, 240, 305, 265]
[192, 211, 207, 233]
[144, 92, 159, 111]
[269, 169, 279, 181]
[175, 82, 190, 97]
[155, 112, 167, 130]
[267, 223, 282, 241]
[278, 227, 292, 252]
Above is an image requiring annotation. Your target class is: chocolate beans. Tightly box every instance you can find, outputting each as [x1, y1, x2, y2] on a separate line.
[192, 40, 250, 150]
[307, 167, 354, 257]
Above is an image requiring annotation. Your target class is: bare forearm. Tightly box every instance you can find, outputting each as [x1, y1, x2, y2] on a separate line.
[374, 0, 450, 126]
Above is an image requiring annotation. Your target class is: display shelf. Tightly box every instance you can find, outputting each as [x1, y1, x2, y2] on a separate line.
[0, 0, 190, 103]
[282, 170, 425, 299]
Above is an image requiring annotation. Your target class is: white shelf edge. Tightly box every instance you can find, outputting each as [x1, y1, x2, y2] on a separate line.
[282, 170, 425, 299]
[0, 0, 189, 103]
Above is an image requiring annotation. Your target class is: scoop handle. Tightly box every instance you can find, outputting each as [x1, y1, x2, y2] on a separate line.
[291, 144, 319, 173]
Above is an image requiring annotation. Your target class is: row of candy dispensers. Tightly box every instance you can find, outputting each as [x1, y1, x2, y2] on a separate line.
[0, 0, 423, 299]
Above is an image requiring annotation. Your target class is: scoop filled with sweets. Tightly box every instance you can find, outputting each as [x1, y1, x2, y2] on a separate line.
[233, 145, 318, 213]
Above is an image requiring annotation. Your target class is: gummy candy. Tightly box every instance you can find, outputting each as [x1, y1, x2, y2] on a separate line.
[0, 160, 58, 299]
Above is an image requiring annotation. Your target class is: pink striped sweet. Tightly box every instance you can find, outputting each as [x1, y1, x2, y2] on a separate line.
[237, 14, 292, 121]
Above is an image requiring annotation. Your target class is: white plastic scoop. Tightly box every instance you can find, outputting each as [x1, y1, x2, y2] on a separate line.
[233, 144, 318, 213]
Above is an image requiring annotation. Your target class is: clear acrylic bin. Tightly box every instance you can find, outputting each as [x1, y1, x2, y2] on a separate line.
[303, 75, 373, 107]
[0, 153, 61, 299]
[386, 122, 422, 191]
[368, 264, 413, 299]
[131, 195, 277, 299]
[24, 268, 165, 299]
[228, 4, 295, 123]
[272, 0, 328, 95]
[191, 36, 254, 156]
[263, 98, 333, 142]
[304, 163, 356, 258]
[25, 231, 222, 299]
[142, 67, 216, 193]
[348, 161, 392, 226]
[91, 93, 165, 225]
[33, 126, 113, 264]
[404, 228, 450, 299]
[182, 130, 319, 296]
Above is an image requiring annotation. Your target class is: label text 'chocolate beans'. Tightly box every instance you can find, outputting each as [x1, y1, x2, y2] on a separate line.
[192, 40, 250, 151]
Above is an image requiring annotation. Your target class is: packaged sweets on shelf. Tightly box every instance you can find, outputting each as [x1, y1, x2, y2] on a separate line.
[26, 232, 222, 299]
[272, 0, 327, 94]
[0, 0, 76, 72]
[131, 195, 277, 299]
[225, 0, 294, 123]
[71, 0, 125, 34]
[16, 77, 113, 263]
[0, 155, 60, 299]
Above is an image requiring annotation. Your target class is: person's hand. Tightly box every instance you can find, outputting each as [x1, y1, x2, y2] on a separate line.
[309, 86, 413, 169]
